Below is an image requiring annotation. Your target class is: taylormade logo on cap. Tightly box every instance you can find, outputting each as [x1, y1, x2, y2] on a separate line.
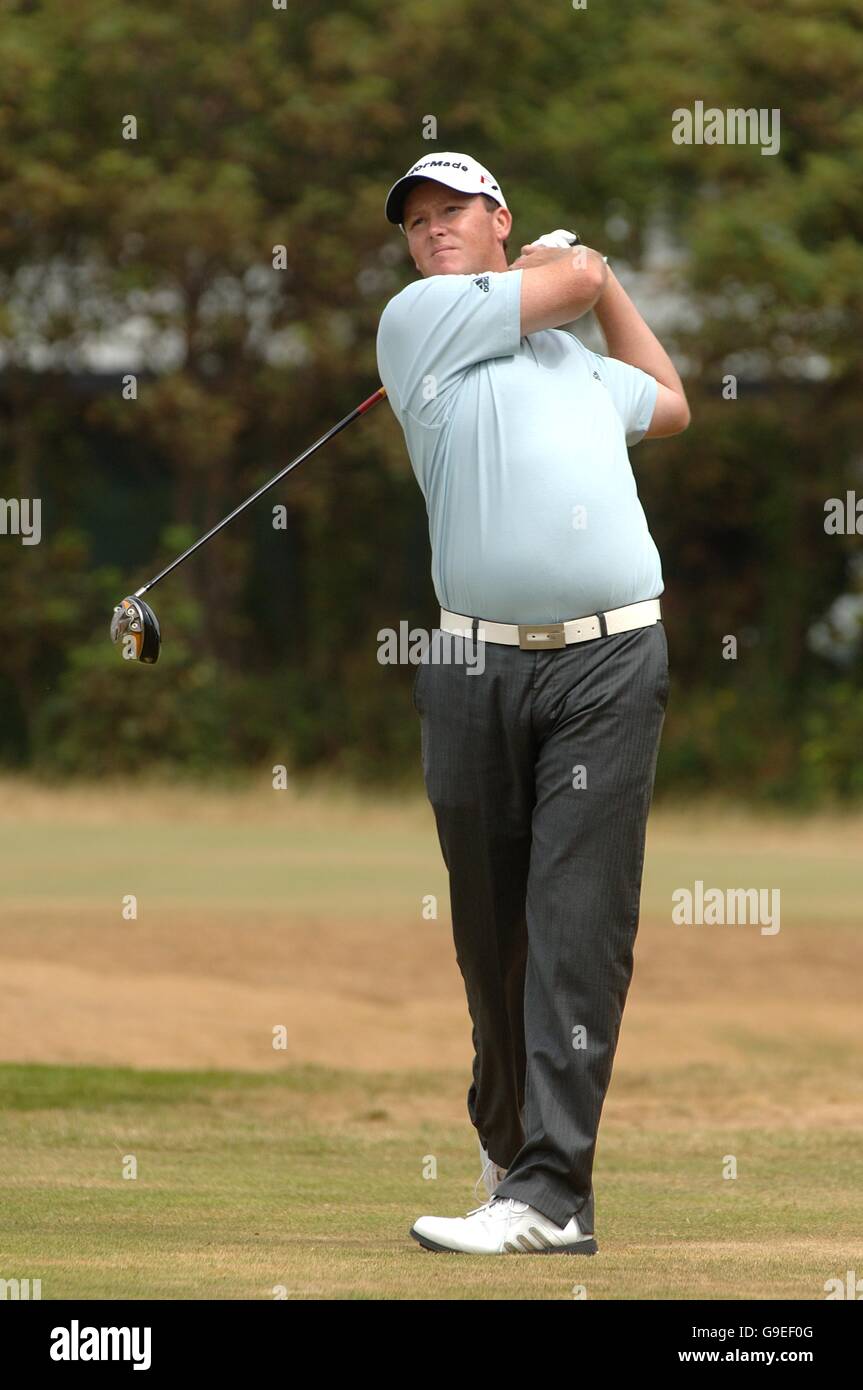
[408, 158, 471, 175]
[384, 151, 507, 227]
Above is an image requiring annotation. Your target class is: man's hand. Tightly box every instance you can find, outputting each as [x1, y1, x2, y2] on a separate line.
[509, 244, 574, 271]
[509, 242, 606, 280]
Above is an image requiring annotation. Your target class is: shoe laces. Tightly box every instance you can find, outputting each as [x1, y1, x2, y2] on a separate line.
[473, 1155, 507, 1205]
[466, 1196, 498, 1217]
[465, 1197, 525, 1220]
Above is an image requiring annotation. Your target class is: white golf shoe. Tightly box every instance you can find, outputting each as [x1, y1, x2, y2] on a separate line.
[475, 1138, 508, 1203]
[410, 1196, 598, 1255]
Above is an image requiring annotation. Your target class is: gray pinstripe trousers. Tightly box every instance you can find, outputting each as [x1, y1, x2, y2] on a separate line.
[412, 619, 669, 1232]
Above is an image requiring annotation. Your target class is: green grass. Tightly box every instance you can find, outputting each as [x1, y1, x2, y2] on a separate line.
[1, 781, 860, 1298]
[0, 823, 435, 911]
[1, 1061, 859, 1300]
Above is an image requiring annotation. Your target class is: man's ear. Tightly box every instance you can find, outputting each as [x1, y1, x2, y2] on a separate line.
[495, 206, 513, 244]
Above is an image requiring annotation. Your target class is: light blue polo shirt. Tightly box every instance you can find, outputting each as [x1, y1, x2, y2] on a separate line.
[375, 267, 663, 623]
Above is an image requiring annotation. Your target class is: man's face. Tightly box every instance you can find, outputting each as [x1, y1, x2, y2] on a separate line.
[402, 180, 512, 278]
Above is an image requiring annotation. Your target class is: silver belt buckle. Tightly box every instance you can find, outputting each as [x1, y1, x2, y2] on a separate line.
[517, 621, 566, 650]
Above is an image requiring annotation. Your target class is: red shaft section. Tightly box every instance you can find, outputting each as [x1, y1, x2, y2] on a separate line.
[357, 385, 387, 414]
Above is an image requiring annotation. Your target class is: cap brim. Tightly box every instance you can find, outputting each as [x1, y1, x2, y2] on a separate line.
[385, 173, 474, 227]
[386, 174, 428, 226]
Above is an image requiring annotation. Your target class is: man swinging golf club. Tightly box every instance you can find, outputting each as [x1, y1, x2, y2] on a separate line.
[376, 152, 690, 1255]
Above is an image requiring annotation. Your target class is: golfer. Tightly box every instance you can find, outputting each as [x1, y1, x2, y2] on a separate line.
[376, 152, 690, 1255]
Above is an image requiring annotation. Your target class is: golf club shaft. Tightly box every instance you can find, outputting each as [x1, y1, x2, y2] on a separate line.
[135, 386, 388, 599]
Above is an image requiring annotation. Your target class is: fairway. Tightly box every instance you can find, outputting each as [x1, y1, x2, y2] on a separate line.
[1, 777, 861, 1299]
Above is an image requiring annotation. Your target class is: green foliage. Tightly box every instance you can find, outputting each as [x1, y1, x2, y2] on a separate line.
[32, 603, 233, 779]
[799, 682, 863, 805]
[0, 0, 861, 800]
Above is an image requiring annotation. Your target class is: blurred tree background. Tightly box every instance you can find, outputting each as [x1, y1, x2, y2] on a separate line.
[1, 0, 861, 803]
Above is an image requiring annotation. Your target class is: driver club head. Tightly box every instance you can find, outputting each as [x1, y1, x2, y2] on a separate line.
[110, 595, 161, 664]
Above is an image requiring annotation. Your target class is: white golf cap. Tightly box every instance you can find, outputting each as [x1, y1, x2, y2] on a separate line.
[385, 151, 507, 229]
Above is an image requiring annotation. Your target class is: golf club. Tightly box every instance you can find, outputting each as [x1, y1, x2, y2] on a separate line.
[110, 385, 388, 663]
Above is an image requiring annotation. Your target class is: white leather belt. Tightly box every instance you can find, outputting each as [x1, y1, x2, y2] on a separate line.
[439, 597, 662, 649]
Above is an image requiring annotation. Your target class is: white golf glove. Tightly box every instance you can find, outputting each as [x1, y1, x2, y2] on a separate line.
[530, 229, 607, 266]
[529, 228, 581, 249]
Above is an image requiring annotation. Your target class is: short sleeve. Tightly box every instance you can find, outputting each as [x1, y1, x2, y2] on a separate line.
[581, 347, 658, 446]
[376, 270, 523, 427]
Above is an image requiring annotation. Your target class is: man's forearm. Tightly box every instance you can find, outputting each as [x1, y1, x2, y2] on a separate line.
[592, 266, 685, 394]
[506, 244, 608, 325]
